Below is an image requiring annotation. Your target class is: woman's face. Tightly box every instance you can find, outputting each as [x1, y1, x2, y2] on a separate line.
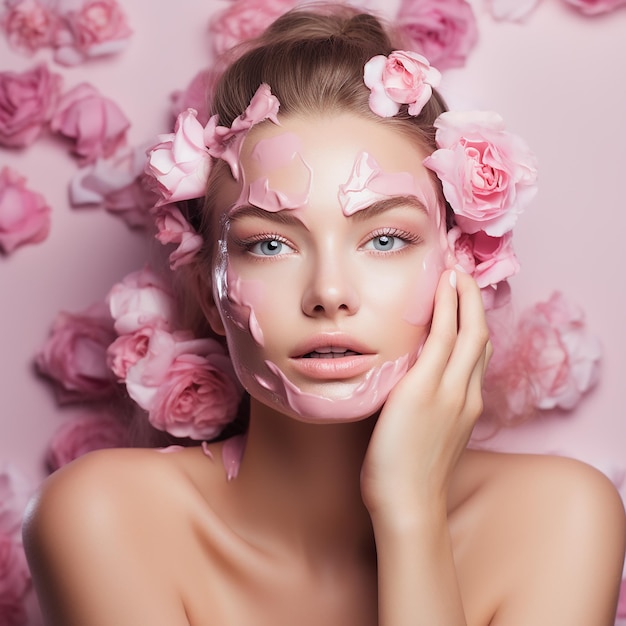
[208, 114, 450, 423]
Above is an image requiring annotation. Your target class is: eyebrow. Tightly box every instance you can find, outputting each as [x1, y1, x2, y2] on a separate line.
[228, 195, 430, 225]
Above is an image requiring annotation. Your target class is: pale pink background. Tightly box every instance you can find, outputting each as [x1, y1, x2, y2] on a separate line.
[0, 0, 624, 502]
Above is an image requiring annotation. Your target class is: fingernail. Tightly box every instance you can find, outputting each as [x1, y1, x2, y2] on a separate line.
[454, 264, 467, 274]
[449, 270, 457, 289]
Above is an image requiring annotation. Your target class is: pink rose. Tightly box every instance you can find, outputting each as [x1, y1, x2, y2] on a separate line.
[145, 108, 212, 205]
[0, 533, 30, 626]
[106, 266, 176, 335]
[208, 0, 297, 57]
[70, 142, 158, 228]
[35, 302, 117, 404]
[171, 68, 218, 128]
[363, 50, 441, 118]
[0, 63, 62, 148]
[424, 110, 538, 237]
[50, 82, 130, 164]
[123, 329, 224, 411]
[448, 226, 520, 288]
[0, 167, 51, 254]
[53, 0, 132, 66]
[154, 204, 203, 269]
[46, 412, 129, 471]
[0, 466, 31, 536]
[149, 352, 242, 440]
[1, 0, 59, 53]
[561, 0, 626, 14]
[396, 0, 478, 71]
[515, 292, 602, 411]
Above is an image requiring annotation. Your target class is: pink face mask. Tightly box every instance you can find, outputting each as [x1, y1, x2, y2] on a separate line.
[211, 115, 449, 423]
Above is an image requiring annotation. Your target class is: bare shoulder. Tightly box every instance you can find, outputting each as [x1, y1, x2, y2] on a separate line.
[457, 450, 626, 626]
[22, 446, 223, 626]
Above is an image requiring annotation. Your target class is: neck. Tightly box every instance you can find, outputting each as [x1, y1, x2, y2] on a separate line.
[230, 399, 376, 559]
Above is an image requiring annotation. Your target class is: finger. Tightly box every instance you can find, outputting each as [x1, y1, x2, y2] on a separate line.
[409, 269, 459, 385]
[441, 271, 490, 390]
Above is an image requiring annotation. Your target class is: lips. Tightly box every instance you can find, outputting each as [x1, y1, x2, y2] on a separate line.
[289, 334, 375, 379]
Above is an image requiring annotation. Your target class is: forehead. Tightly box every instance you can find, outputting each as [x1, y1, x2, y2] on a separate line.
[215, 113, 439, 214]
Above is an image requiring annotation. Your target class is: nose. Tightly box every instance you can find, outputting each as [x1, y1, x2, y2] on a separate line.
[301, 252, 360, 318]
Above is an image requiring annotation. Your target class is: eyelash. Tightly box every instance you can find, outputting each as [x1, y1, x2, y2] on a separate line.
[362, 228, 423, 252]
[232, 227, 423, 257]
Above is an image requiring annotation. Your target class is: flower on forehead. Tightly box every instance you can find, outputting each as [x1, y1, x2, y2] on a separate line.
[424, 110, 538, 237]
[205, 83, 280, 180]
[364, 50, 441, 118]
[145, 83, 280, 207]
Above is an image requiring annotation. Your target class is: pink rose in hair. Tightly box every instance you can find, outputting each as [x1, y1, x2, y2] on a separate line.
[47, 412, 129, 471]
[448, 226, 520, 289]
[0, 167, 51, 254]
[106, 266, 176, 335]
[561, 0, 626, 14]
[0, 63, 62, 148]
[1, 0, 59, 53]
[364, 50, 441, 118]
[154, 204, 203, 269]
[50, 82, 130, 164]
[53, 0, 132, 66]
[514, 292, 601, 411]
[208, 0, 297, 57]
[35, 303, 118, 404]
[70, 143, 158, 228]
[424, 110, 538, 237]
[0, 533, 31, 626]
[148, 352, 242, 440]
[146, 108, 212, 205]
[396, 0, 478, 71]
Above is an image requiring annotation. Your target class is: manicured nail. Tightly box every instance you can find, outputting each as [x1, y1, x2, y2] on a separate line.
[454, 264, 467, 274]
[449, 270, 457, 289]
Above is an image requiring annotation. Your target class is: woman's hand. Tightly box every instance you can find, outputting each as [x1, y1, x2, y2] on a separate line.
[361, 269, 492, 523]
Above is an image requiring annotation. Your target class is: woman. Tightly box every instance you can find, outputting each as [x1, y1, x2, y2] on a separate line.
[23, 6, 626, 625]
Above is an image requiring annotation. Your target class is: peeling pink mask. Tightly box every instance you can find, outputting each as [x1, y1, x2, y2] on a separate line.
[212, 122, 450, 423]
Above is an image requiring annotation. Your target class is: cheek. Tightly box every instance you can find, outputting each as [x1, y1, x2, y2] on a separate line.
[402, 245, 446, 327]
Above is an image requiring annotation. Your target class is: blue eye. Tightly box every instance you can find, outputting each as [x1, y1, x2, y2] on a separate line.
[365, 233, 410, 252]
[372, 235, 396, 251]
[249, 238, 294, 256]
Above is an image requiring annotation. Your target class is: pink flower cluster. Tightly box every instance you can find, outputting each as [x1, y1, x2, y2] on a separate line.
[0, 166, 51, 254]
[0, 465, 32, 626]
[0, 64, 131, 160]
[395, 0, 478, 71]
[510, 292, 601, 412]
[145, 83, 280, 269]
[1, 0, 132, 66]
[106, 267, 243, 440]
[424, 110, 538, 305]
[364, 50, 441, 118]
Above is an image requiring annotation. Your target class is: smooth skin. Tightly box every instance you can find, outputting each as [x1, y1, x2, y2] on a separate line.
[22, 115, 626, 626]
